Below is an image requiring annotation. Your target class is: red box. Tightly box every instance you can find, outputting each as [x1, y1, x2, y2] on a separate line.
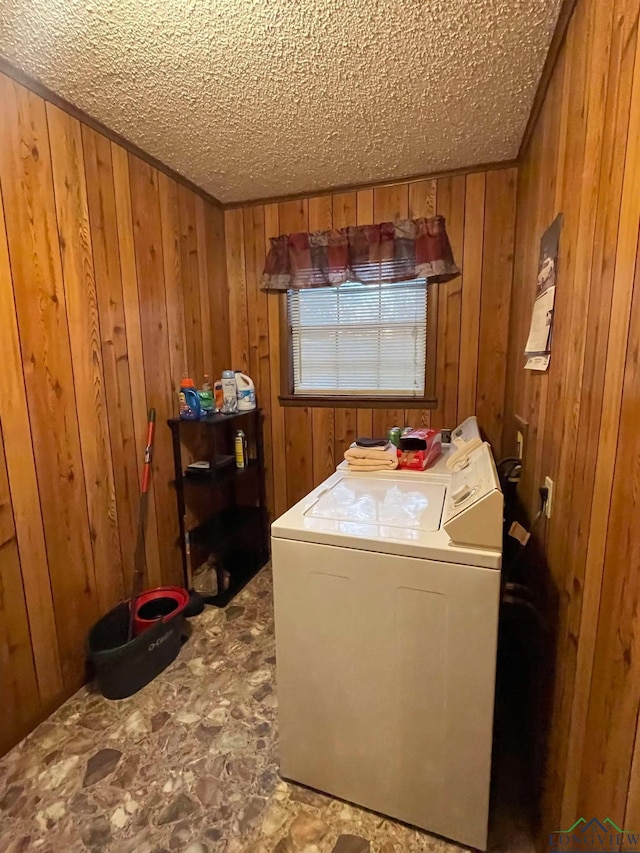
[397, 429, 442, 471]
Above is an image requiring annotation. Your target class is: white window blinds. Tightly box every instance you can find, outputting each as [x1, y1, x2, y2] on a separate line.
[289, 279, 427, 397]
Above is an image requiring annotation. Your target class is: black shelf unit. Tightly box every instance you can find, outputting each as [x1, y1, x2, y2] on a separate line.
[168, 409, 269, 607]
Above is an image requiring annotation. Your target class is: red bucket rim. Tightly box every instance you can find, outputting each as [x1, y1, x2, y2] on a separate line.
[132, 586, 190, 635]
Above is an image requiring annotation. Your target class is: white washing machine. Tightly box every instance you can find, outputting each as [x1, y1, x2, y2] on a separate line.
[271, 421, 503, 851]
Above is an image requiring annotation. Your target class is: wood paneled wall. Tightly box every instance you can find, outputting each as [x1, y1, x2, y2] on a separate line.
[0, 71, 229, 755]
[504, 0, 640, 836]
[225, 169, 517, 518]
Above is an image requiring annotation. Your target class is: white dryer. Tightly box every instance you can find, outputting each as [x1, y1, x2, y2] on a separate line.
[271, 430, 503, 851]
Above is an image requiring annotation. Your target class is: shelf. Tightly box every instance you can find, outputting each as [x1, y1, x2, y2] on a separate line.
[188, 505, 266, 547]
[184, 459, 259, 486]
[169, 404, 268, 606]
[200, 550, 268, 608]
[168, 409, 261, 428]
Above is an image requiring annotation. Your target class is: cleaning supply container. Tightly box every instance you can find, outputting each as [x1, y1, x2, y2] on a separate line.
[235, 372, 256, 410]
[235, 429, 247, 468]
[87, 599, 186, 699]
[131, 586, 190, 636]
[221, 370, 238, 414]
[179, 376, 202, 420]
[198, 374, 215, 415]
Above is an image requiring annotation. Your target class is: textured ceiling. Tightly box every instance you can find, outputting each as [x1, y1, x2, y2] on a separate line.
[0, 0, 562, 203]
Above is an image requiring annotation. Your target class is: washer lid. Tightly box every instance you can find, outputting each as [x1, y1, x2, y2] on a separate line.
[303, 476, 446, 538]
[272, 470, 501, 568]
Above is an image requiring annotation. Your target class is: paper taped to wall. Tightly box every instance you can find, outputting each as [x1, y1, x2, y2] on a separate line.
[524, 214, 562, 371]
[525, 285, 556, 364]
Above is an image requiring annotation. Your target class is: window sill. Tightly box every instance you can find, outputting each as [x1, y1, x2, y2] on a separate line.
[278, 395, 437, 409]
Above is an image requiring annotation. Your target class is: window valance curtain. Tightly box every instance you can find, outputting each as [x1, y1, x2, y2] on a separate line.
[261, 215, 460, 292]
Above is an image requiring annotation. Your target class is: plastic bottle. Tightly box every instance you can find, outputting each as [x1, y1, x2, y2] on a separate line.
[199, 374, 214, 416]
[221, 370, 238, 414]
[235, 429, 247, 468]
[214, 379, 224, 412]
[179, 376, 201, 420]
[235, 371, 256, 411]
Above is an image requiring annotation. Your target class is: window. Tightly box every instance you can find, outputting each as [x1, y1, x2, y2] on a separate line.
[282, 279, 437, 405]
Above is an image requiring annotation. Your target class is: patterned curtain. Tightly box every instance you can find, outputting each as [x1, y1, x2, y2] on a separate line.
[261, 215, 460, 292]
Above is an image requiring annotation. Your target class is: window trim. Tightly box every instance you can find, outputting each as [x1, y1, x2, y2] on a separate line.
[278, 283, 439, 409]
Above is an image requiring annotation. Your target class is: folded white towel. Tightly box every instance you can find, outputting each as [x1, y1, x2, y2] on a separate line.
[344, 443, 399, 470]
[346, 458, 399, 471]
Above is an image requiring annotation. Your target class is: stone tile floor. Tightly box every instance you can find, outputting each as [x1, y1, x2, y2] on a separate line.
[0, 566, 534, 852]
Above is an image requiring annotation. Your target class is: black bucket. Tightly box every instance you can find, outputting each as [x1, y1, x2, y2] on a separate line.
[87, 601, 184, 700]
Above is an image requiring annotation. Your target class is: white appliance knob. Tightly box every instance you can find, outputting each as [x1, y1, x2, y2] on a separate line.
[452, 484, 472, 505]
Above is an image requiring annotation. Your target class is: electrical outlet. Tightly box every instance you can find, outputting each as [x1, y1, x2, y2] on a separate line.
[516, 430, 524, 460]
[544, 476, 554, 519]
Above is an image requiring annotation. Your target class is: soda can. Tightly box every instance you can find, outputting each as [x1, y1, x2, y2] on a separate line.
[401, 426, 414, 436]
[388, 426, 401, 447]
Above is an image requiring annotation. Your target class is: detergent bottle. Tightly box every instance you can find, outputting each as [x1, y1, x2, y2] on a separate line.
[198, 374, 215, 415]
[178, 376, 201, 420]
[221, 370, 238, 414]
[235, 372, 256, 411]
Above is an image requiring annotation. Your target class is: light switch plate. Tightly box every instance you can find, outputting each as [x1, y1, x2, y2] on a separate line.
[544, 476, 554, 519]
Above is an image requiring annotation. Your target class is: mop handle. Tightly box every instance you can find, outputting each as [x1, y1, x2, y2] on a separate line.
[141, 409, 156, 493]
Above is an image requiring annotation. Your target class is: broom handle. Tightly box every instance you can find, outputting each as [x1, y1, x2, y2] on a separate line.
[141, 410, 156, 496]
[128, 408, 156, 638]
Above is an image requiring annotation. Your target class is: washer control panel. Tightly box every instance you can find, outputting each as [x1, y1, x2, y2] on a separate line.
[450, 415, 481, 447]
[443, 443, 503, 550]
[445, 444, 497, 517]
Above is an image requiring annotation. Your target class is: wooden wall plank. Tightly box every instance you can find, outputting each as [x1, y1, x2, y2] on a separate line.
[335, 408, 358, 459]
[111, 144, 162, 589]
[279, 199, 313, 506]
[225, 207, 250, 373]
[48, 103, 124, 614]
[408, 180, 437, 220]
[476, 168, 516, 454]
[243, 204, 274, 512]
[82, 125, 140, 601]
[204, 203, 231, 379]
[195, 196, 214, 376]
[373, 184, 409, 223]
[308, 195, 336, 485]
[332, 192, 356, 228]
[309, 194, 333, 231]
[433, 176, 465, 430]
[128, 154, 182, 587]
[0, 430, 42, 755]
[0, 75, 99, 689]
[158, 173, 187, 389]
[354, 190, 374, 435]
[265, 204, 287, 519]
[178, 185, 204, 380]
[457, 173, 485, 421]
[406, 179, 437, 427]
[372, 185, 412, 437]
[0, 180, 63, 704]
[356, 189, 374, 225]
[526, 44, 567, 518]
